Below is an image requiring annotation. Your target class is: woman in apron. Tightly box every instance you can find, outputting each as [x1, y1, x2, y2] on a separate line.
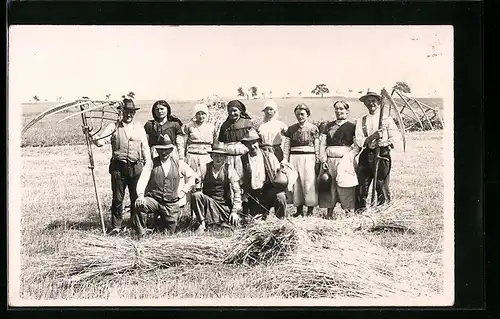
[318, 100, 360, 218]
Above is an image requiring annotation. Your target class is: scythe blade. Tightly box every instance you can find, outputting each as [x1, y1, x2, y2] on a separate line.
[57, 102, 117, 124]
[22, 100, 92, 134]
[381, 88, 407, 152]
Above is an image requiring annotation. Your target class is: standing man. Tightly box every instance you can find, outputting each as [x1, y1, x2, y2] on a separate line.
[354, 90, 401, 210]
[134, 135, 197, 237]
[239, 129, 288, 220]
[93, 98, 151, 235]
[190, 143, 242, 232]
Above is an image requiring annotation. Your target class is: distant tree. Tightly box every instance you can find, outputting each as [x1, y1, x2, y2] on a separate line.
[33, 95, 40, 102]
[358, 90, 363, 94]
[298, 92, 302, 97]
[81, 96, 90, 100]
[261, 92, 265, 98]
[311, 84, 330, 98]
[348, 89, 353, 93]
[237, 87, 245, 97]
[393, 81, 411, 93]
[57, 96, 63, 102]
[269, 91, 272, 95]
[127, 91, 135, 99]
[286, 92, 290, 98]
[105, 94, 111, 100]
[44, 99, 48, 101]
[250, 86, 258, 98]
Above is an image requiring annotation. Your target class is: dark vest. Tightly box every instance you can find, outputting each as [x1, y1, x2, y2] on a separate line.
[240, 151, 275, 194]
[202, 162, 232, 207]
[111, 123, 142, 163]
[145, 157, 180, 204]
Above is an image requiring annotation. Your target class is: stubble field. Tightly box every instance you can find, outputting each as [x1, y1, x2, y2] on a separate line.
[15, 97, 447, 302]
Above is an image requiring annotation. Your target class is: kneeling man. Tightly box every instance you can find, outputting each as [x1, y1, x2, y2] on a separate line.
[239, 129, 287, 220]
[191, 143, 243, 232]
[135, 135, 197, 237]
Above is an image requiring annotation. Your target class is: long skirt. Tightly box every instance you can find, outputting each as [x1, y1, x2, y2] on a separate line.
[318, 157, 356, 209]
[289, 153, 318, 207]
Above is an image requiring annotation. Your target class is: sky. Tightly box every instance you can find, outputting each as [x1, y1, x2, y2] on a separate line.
[8, 25, 453, 102]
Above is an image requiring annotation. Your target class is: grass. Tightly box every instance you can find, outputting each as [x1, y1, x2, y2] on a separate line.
[19, 97, 443, 147]
[16, 126, 445, 300]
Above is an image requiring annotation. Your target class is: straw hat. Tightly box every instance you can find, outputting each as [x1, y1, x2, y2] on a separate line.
[240, 129, 262, 144]
[359, 91, 382, 103]
[208, 143, 229, 155]
[119, 99, 140, 111]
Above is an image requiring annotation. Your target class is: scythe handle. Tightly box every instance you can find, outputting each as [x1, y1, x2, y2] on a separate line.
[371, 90, 387, 206]
[81, 107, 106, 235]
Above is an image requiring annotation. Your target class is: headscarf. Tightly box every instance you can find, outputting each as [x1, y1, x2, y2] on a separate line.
[262, 99, 280, 121]
[151, 100, 183, 126]
[332, 100, 350, 110]
[192, 103, 209, 118]
[227, 100, 251, 120]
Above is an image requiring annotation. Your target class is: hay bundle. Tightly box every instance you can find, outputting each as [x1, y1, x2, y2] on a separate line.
[258, 230, 439, 299]
[33, 231, 229, 283]
[223, 219, 302, 265]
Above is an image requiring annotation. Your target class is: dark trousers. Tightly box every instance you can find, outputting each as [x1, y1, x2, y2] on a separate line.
[135, 197, 179, 235]
[243, 183, 287, 219]
[109, 160, 143, 229]
[355, 147, 392, 210]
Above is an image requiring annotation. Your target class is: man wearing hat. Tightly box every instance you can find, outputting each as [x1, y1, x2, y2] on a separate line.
[238, 129, 288, 219]
[93, 98, 151, 235]
[190, 143, 242, 232]
[354, 90, 401, 210]
[134, 134, 197, 237]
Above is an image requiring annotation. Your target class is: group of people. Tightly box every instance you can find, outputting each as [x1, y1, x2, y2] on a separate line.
[91, 90, 401, 238]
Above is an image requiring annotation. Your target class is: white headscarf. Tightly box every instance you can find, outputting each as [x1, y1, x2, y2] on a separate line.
[192, 103, 209, 118]
[262, 99, 280, 121]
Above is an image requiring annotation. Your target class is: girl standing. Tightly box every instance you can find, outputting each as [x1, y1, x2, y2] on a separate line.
[257, 99, 287, 162]
[184, 103, 217, 173]
[282, 103, 320, 217]
[318, 101, 360, 218]
[144, 100, 185, 161]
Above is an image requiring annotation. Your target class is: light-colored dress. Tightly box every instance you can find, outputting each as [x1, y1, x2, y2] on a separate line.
[283, 122, 320, 207]
[184, 121, 216, 174]
[258, 118, 287, 162]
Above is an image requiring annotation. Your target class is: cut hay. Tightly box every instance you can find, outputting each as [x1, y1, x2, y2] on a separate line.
[30, 231, 229, 284]
[223, 219, 302, 265]
[26, 202, 442, 298]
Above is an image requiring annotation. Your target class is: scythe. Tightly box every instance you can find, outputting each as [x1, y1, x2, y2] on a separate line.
[22, 99, 122, 235]
[371, 88, 407, 206]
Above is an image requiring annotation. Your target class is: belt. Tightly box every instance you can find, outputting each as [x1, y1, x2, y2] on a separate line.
[112, 159, 139, 166]
[187, 151, 208, 155]
[260, 144, 281, 148]
[290, 151, 315, 155]
[162, 197, 180, 204]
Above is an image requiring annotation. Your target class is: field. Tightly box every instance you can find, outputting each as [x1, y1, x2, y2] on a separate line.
[14, 97, 448, 304]
[20, 96, 443, 147]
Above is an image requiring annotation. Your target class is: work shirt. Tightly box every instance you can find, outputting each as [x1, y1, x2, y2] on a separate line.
[354, 112, 402, 151]
[198, 162, 242, 210]
[136, 156, 197, 200]
[184, 121, 216, 154]
[258, 119, 287, 147]
[96, 121, 150, 163]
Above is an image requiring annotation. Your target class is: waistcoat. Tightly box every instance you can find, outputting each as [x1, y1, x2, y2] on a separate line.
[145, 157, 180, 204]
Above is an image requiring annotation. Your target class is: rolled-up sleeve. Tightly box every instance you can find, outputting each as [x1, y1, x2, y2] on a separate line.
[227, 167, 242, 210]
[179, 160, 197, 192]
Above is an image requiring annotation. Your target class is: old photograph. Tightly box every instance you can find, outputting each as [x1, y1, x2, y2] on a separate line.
[8, 25, 454, 307]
